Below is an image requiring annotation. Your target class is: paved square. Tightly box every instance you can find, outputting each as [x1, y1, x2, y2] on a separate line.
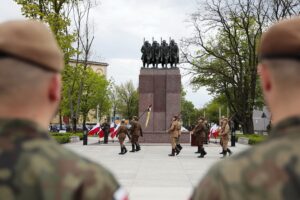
[64, 138, 249, 200]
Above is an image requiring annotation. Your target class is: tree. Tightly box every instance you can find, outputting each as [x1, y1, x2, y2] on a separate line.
[115, 81, 139, 120]
[182, 0, 300, 134]
[80, 68, 110, 130]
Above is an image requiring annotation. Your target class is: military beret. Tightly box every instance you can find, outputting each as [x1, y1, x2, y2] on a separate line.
[0, 20, 64, 72]
[259, 17, 300, 61]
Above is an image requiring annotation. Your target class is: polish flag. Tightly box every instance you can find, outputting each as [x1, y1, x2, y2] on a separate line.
[88, 123, 104, 138]
[110, 122, 120, 139]
[210, 124, 220, 139]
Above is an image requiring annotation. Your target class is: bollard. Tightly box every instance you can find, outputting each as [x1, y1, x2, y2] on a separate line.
[231, 130, 236, 147]
[83, 130, 88, 145]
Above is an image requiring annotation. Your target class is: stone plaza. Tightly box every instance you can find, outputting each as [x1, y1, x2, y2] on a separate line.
[64, 137, 249, 200]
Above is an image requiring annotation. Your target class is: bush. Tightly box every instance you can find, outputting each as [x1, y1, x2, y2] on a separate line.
[49, 132, 84, 143]
[242, 134, 267, 145]
[52, 135, 70, 144]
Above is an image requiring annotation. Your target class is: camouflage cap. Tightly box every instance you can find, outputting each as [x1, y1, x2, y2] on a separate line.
[0, 20, 64, 72]
[259, 17, 300, 61]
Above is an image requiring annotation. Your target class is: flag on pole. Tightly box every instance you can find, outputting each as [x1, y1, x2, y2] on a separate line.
[110, 122, 120, 139]
[88, 123, 104, 138]
[145, 104, 152, 127]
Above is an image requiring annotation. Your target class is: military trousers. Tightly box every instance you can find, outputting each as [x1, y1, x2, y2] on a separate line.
[170, 136, 178, 149]
[131, 135, 139, 144]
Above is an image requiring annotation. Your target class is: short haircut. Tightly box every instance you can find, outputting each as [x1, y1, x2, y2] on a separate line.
[0, 58, 53, 100]
[262, 59, 300, 91]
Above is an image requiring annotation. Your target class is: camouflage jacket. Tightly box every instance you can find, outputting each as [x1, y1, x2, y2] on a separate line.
[0, 119, 126, 200]
[191, 116, 300, 200]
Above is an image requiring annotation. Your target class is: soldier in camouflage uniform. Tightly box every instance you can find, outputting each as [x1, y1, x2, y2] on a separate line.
[0, 20, 127, 200]
[191, 17, 300, 200]
[129, 116, 143, 152]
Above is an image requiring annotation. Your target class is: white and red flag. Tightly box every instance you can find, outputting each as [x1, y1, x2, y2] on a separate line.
[110, 122, 120, 139]
[88, 123, 104, 138]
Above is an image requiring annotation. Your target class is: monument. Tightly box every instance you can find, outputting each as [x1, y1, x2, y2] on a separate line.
[138, 38, 190, 143]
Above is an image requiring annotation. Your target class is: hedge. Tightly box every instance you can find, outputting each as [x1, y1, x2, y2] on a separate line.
[236, 134, 267, 145]
[49, 132, 84, 144]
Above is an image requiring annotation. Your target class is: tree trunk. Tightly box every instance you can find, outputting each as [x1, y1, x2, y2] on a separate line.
[242, 113, 254, 134]
[59, 109, 63, 130]
[83, 114, 87, 131]
[72, 117, 77, 133]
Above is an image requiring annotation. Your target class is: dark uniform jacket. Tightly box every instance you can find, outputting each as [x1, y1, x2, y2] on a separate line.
[130, 120, 143, 137]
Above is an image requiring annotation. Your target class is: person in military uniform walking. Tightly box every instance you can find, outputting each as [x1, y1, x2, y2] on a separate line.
[191, 17, 300, 200]
[192, 117, 207, 158]
[129, 116, 143, 152]
[168, 115, 180, 156]
[219, 117, 232, 157]
[175, 117, 183, 155]
[101, 118, 110, 144]
[116, 120, 130, 155]
[0, 20, 127, 200]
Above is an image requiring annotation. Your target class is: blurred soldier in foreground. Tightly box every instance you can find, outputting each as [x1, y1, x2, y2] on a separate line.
[191, 17, 300, 200]
[101, 118, 110, 144]
[168, 115, 180, 156]
[116, 120, 130, 155]
[0, 20, 127, 200]
[192, 117, 207, 158]
[129, 116, 143, 152]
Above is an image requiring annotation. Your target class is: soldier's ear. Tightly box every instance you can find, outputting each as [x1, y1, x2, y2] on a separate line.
[48, 74, 61, 102]
[259, 63, 272, 92]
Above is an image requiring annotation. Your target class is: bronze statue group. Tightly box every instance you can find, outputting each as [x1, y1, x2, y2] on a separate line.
[115, 115, 233, 158]
[141, 39, 179, 68]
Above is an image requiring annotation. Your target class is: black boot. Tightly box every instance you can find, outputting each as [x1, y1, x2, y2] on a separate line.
[195, 146, 201, 154]
[227, 148, 232, 156]
[119, 147, 124, 155]
[168, 149, 175, 156]
[221, 150, 227, 158]
[130, 144, 135, 152]
[123, 147, 127, 154]
[175, 146, 181, 155]
[177, 144, 183, 151]
[136, 143, 141, 151]
[198, 148, 207, 158]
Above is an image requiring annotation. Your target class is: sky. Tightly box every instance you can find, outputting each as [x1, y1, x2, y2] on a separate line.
[0, 0, 212, 108]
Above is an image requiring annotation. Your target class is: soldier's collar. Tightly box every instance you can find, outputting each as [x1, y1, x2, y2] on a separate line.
[270, 116, 300, 137]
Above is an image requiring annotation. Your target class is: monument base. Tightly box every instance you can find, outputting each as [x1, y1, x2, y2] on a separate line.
[139, 131, 190, 143]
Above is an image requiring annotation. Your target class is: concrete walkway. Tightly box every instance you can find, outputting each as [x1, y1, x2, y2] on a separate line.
[64, 138, 249, 200]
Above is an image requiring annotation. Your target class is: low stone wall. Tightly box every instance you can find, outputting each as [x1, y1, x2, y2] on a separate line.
[70, 136, 80, 143]
[139, 131, 190, 143]
[238, 137, 249, 144]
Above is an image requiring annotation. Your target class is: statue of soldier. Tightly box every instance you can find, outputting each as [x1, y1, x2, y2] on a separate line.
[160, 40, 169, 68]
[141, 41, 152, 68]
[169, 39, 179, 68]
[151, 40, 160, 68]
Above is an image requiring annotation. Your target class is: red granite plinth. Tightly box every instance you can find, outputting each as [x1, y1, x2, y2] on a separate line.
[138, 68, 189, 143]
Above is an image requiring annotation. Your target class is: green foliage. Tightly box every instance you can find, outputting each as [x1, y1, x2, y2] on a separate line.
[115, 81, 138, 119]
[237, 134, 267, 145]
[49, 132, 83, 143]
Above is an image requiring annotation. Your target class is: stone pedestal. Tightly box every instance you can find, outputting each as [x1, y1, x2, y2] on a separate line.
[138, 68, 189, 143]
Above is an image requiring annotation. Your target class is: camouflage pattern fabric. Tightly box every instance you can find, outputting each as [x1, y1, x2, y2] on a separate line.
[0, 119, 124, 200]
[191, 116, 300, 200]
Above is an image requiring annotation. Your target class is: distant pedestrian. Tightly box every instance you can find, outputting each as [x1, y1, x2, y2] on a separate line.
[101, 118, 110, 144]
[192, 117, 207, 158]
[116, 120, 130, 155]
[129, 116, 143, 152]
[168, 115, 180, 156]
[220, 118, 233, 157]
[175, 117, 183, 155]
